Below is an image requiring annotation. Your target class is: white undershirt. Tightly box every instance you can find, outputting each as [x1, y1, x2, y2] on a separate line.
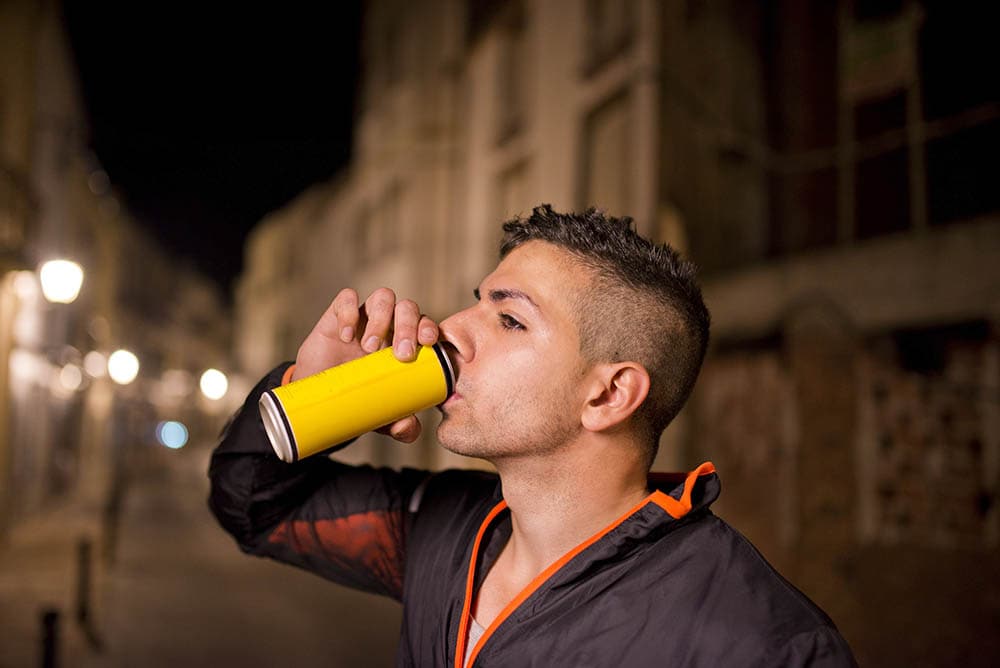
[464, 617, 485, 667]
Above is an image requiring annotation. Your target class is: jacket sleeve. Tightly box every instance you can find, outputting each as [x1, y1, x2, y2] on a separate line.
[207, 362, 431, 601]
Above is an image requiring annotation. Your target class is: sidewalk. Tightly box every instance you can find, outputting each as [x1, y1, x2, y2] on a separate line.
[0, 493, 107, 668]
[2, 441, 404, 668]
[82, 442, 402, 668]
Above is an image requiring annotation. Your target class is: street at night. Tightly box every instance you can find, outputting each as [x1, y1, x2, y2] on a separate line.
[1, 439, 401, 668]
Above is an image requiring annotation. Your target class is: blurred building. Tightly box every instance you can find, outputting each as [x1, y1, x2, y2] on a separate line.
[234, 1, 999, 665]
[0, 0, 233, 543]
[677, 3, 999, 666]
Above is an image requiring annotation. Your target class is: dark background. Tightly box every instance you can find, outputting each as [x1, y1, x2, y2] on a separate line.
[62, 3, 362, 294]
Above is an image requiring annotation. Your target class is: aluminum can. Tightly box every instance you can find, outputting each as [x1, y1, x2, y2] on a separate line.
[259, 343, 456, 463]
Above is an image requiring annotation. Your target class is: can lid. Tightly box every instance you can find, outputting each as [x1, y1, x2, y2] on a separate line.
[432, 342, 456, 397]
[259, 390, 298, 463]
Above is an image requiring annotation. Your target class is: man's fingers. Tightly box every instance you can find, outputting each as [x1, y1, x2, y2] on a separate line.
[417, 316, 439, 346]
[295, 289, 366, 379]
[310, 288, 357, 342]
[332, 288, 361, 343]
[387, 415, 421, 443]
[362, 288, 396, 352]
[392, 300, 422, 361]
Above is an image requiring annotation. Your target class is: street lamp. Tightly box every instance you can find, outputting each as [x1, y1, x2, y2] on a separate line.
[199, 368, 228, 400]
[38, 260, 84, 304]
[107, 349, 139, 385]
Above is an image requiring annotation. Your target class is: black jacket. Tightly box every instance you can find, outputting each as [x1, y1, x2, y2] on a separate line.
[209, 363, 857, 667]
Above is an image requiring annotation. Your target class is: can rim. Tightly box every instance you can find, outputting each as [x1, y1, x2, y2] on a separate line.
[259, 390, 297, 463]
[432, 342, 456, 397]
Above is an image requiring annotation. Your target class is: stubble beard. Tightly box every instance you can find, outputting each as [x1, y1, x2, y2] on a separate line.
[436, 390, 580, 461]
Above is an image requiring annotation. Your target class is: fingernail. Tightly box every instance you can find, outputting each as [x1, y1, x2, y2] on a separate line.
[420, 327, 436, 341]
[364, 335, 381, 352]
[396, 340, 414, 360]
[340, 326, 353, 342]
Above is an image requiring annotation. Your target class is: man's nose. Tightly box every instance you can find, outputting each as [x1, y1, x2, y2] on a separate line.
[438, 307, 475, 364]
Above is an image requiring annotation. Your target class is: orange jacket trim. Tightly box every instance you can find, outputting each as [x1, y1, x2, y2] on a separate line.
[454, 499, 509, 668]
[457, 461, 717, 667]
[649, 461, 716, 519]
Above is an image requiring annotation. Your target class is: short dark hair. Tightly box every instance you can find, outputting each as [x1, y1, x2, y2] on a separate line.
[500, 204, 710, 461]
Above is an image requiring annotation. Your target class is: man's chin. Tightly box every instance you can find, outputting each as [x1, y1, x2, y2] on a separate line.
[436, 422, 483, 458]
[435, 421, 460, 450]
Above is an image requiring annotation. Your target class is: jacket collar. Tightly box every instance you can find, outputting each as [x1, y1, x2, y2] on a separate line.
[647, 461, 720, 519]
[456, 462, 719, 667]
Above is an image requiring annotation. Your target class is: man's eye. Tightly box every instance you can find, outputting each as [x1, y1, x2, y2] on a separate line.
[499, 313, 525, 331]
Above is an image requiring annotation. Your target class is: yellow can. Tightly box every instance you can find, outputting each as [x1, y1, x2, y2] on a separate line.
[259, 343, 456, 463]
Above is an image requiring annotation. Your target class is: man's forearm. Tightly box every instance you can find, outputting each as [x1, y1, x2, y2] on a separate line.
[206, 362, 426, 599]
[208, 361, 339, 552]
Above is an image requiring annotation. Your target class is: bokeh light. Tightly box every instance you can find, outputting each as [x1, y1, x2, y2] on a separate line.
[83, 351, 108, 378]
[59, 363, 83, 391]
[38, 260, 84, 304]
[199, 368, 228, 400]
[12, 271, 40, 300]
[156, 421, 188, 449]
[107, 349, 139, 385]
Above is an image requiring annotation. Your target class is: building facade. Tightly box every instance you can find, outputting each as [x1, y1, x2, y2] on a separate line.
[0, 0, 234, 543]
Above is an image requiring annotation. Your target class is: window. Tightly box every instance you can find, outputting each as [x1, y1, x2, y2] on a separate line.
[357, 184, 405, 262]
[579, 91, 631, 216]
[859, 321, 997, 547]
[854, 92, 911, 239]
[495, 3, 528, 144]
[496, 160, 532, 221]
[836, 1, 1000, 243]
[921, 3, 1000, 225]
[582, 0, 636, 75]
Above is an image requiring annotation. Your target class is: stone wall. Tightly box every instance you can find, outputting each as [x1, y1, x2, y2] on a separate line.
[689, 311, 1000, 666]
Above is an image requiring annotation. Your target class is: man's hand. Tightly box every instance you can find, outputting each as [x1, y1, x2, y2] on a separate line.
[292, 288, 440, 443]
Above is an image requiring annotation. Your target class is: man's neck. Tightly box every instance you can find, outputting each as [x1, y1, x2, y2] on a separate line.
[490, 437, 651, 576]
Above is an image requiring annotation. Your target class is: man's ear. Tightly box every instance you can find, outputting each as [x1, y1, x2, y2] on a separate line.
[580, 362, 651, 432]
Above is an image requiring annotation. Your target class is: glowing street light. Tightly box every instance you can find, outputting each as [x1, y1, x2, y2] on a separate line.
[199, 368, 228, 400]
[38, 260, 84, 304]
[107, 349, 139, 385]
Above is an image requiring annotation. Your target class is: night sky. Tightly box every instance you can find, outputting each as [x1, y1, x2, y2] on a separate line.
[62, 3, 362, 298]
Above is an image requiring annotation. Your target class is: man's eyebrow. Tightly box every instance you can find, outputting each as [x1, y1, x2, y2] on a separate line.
[473, 287, 540, 310]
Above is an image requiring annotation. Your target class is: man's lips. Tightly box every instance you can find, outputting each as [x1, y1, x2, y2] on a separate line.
[439, 391, 463, 411]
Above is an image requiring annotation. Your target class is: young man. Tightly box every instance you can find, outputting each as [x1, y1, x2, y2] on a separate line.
[210, 205, 856, 666]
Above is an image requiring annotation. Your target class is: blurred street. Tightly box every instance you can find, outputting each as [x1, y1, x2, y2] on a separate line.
[1, 440, 402, 668]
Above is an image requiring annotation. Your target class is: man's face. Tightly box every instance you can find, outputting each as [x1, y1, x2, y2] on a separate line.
[436, 241, 592, 460]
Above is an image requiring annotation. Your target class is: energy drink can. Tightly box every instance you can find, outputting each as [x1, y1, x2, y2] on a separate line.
[259, 343, 456, 463]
